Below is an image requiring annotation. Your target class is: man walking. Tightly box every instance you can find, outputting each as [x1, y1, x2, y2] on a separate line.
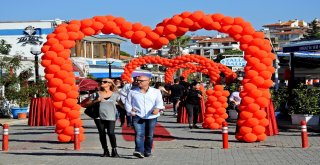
[125, 76, 164, 158]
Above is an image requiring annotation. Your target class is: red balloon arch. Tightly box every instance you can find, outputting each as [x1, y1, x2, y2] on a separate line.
[180, 65, 208, 80]
[163, 61, 235, 84]
[41, 11, 275, 143]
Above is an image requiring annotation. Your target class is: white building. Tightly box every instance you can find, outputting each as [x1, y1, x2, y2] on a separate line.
[0, 19, 62, 81]
[262, 19, 308, 51]
[189, 35, 241, 60]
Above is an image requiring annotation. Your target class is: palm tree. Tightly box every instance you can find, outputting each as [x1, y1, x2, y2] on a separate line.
[167, 35, 191, 58]
[0, 39, 12, 55]
[167, 36, 191, 77]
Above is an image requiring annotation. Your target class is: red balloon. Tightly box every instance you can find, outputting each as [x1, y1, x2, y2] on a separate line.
[242, 96, 255, 105]
[67, 91, 79, 99]
[63, 98, 78, 108]
[53, 92, 67, 101]
[164, 25, 177, 35]
[56, 33, 69, 41]
[253, 110, 267, 119]
[180, 18, 194, 27]
[67, 110, 81, 119]
[243, 133, 257, 142]
[256, 133, 267, 141]
[82, 27, 96, 36]
[189, 10, 204, 22]
[239, 111, 253, 119]
[54, 26, 68, 34]
[55, 112, 66, 120]
[56, 119, 70, 129]
[52, 57, 66, 66]
[132, 22, 143, 31]
[211, 13, 224, 21]
[259, 118, 269, 127]
[259, 71, 272, 79]
[245, 117, 260, 127]
[240, 126, 252, 135]
[81, 19, 93, 28]
[221, 16, 234, 25]
[58, 134, 71, 142]
[252, 125, 266, 135]
[41, 60, 51, 67]
[48, 78, 63, 87]
[63, 126, 74, 136]
[256, 97, 269, 108]
[67, 24, 80, 32]
[46, 65, 60, 74]
[50, 44, 65, 52]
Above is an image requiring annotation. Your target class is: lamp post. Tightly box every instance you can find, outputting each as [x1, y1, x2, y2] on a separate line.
[106, 58, 114, 78]
[30, 46, 41, 83]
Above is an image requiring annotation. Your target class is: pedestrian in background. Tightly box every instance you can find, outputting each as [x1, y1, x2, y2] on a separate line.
[125, 76, 164, 158]
[168, 78, 185, 116]
[184, 81, 202, 129]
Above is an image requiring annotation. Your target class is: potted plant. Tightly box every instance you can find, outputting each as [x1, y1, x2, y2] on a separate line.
[271, 86, 289, 119]
[0, 55, 34, 118]
[289, 83, 320, 125]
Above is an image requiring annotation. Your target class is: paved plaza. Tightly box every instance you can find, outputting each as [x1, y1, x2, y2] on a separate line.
[1, 107, 320, 165]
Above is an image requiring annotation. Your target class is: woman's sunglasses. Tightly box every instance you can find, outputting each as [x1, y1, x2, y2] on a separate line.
[101, 81, 112, 84]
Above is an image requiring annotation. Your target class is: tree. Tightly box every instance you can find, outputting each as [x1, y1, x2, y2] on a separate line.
[168, 35, 191, 58]
[214, 49, 243, 62]
[0, 39, 12, 55]
[0, 55, 48, 107]
[303, 19, 320, 40]
[120, 50, 131, 57]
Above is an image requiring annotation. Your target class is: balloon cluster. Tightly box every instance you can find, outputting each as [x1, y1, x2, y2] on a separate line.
[235, 32, 275, 143]
[203, 85, 230, 129]
[41, 22, 84, 142]
[41, 11, 275, 143]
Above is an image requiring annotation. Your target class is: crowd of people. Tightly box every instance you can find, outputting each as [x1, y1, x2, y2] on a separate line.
[83, 76, 243, 159]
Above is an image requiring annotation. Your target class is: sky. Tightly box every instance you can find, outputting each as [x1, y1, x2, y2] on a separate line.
[1, 0, 319, 55]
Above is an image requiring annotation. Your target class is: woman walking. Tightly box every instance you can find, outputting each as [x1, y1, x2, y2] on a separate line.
[184, 81, 202, 129]
[87, 78, 121, 157]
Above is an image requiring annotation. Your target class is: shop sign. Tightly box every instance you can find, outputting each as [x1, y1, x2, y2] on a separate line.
[220, 57, 246, 67]
[17, 26, 43, 46]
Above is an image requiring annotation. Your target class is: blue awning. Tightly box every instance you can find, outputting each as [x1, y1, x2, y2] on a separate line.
[277, 52, 320, 58]
[90, 72, 123, 78]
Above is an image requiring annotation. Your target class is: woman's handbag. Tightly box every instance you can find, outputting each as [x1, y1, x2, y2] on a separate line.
[84, 102, 100, 119]
[84, 92, 100, 119]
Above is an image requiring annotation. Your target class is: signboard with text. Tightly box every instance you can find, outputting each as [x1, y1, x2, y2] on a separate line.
[220, 57, 247, 67]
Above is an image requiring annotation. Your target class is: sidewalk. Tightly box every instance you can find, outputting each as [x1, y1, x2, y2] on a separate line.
[1, 106, 320, 165]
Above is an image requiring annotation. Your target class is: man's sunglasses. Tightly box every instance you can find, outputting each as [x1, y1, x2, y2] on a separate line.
[101, 81, 112, 84]
[136, 80, 148, 83]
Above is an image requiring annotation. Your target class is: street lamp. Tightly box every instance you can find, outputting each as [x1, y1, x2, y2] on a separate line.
[106, 58, 114, 78]
[30, 46, 41, 83]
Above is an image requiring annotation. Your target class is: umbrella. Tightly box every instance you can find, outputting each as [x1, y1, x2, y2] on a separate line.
[77, 78, 99, 91]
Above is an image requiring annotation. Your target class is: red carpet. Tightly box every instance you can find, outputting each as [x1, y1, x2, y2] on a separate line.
[122, 123, 175, 141]
[165, 104, 173, 109]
